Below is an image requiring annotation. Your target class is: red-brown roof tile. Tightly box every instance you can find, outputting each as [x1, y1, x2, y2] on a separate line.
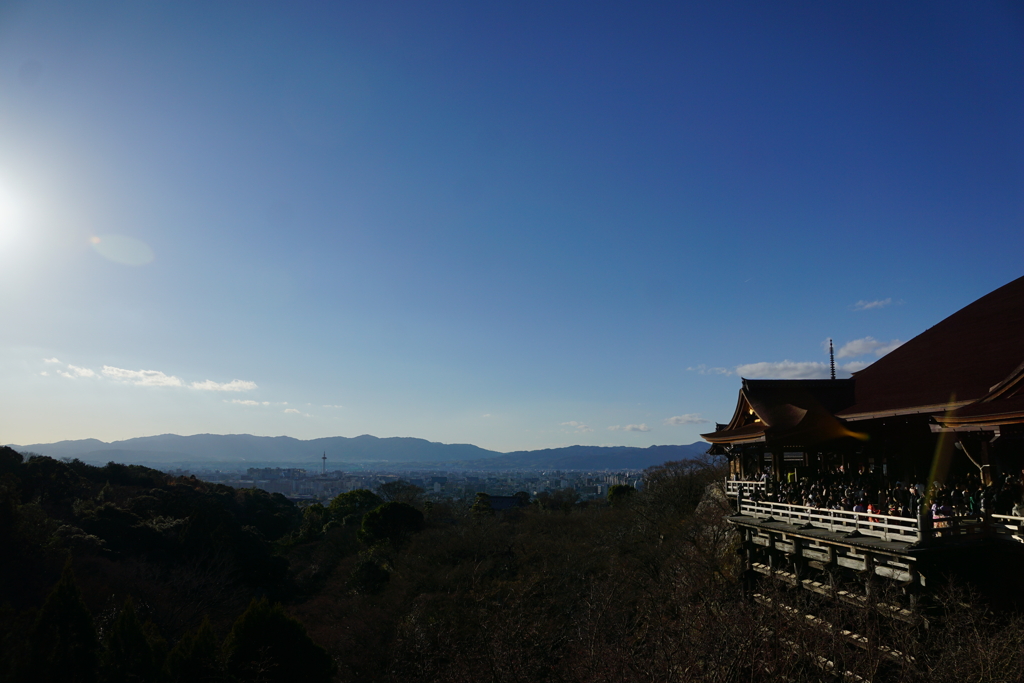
[838, 275, 1024, 419]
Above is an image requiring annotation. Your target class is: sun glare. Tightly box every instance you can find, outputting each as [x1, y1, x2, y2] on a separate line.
[0, 182, 26, 249]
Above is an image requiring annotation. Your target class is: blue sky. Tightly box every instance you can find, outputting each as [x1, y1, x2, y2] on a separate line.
[1, 1, 1022, 452]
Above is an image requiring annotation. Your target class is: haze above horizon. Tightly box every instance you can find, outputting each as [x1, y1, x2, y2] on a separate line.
[2, 2, 1022, 452]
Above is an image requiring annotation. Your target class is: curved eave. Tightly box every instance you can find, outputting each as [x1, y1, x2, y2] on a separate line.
[937, 411, 1024, 428]
[838, 400, 973, 422]
[701, 425, 767, 445]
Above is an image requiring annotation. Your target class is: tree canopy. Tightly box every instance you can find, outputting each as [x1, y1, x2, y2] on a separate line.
[357, 502, 424, 546]
[223, 598, 334, 683]
[328, 489, 383, 524]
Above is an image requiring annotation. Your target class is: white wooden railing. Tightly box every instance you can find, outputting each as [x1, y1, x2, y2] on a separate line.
[725, 480, 767, 497]
[728, 480, 1024, 545]
[736, 498, 992, 543]
[737, 499, 920, 542]
[990, 514, 1024, 543]
[929, 513, 988, 540]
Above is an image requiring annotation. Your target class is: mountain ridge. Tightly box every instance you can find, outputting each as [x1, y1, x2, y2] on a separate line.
[10, 433, 709, 470]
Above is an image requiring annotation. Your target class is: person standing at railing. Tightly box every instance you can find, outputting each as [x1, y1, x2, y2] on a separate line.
[930, 495, 954, 537]
[932, 496, 953, 519]
[909, 485, 924, 519]
[996, 481, 1016, 515]
[866, 502, 882, 524]
[893, 482, 910, 518]
[970, 485, 984, 516]
[951, 486, 965, 515]
[980, 487, 994, 516]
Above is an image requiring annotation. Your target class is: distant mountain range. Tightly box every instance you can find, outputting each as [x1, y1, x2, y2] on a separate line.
[10, 434, 710, 471]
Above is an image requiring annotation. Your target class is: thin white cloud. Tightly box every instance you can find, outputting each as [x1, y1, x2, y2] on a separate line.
[43, 357, 61, 364]
[323, 404, 345, 409]
[40, 371, 49, 376]
[284, 408, 300, 414]
[609, 424, 650, 432]
[836, 337, 881, 358]
[561, 421, 593, 433]
[191, 379, 258, 392]
[687, 364, 732, 375]
[736, 359, 874, 379]
[665, 414, 709, 426]
[60, 364, 97, 379]
[230, 399, 262, 406]
[102, 365, 183, 387]
[853, 298, 892, 311]
[481, 413, 492, 418]
[874, 340, 903, 356]
[836, 337, 902, 359]
[736, 360, 831, 379]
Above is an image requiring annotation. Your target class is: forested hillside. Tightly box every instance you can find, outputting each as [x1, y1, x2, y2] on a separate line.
[2, 445, 1023, 682]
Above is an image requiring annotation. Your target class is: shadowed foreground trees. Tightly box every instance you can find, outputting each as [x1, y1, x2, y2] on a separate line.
[328, 489, 383, 526]
[100, 597, 166, 683]
[224, 598, 334, 683]
[11, 571, 333, 683]
[24, 561, 98, 683]
[7, 450, 1024, 682]
[165, 618, 223, 683]
[357, 502, 424, 547]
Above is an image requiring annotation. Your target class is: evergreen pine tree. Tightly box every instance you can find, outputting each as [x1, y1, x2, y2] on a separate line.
[25, 560, 99, 683]
[100, 597, 164, 683]
[166, 617, 223, 683]
[223, 598, 334, 683]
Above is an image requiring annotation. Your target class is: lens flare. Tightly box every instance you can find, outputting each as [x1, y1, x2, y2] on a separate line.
[90, 234, 155, 266]
[926, 393, 959, 501]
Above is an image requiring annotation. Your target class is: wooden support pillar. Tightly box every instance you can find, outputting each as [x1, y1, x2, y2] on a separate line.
[917, 505, 932, 546]
[864, 554, 876, 602]
[792, 544, 807, 581]
[980, 439, 995, 485]
[906, 568, 921, 612]
[742, 531, 756, 600]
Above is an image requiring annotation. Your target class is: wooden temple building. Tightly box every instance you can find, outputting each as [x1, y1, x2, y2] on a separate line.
[703, 275, 1024, 645]
[705, 274, 1024, 486]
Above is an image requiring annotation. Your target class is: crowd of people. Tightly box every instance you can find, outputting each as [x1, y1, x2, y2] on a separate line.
[743, 466, 1024, 520]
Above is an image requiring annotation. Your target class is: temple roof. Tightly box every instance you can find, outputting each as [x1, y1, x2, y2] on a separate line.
[935, 358, 1024, 428]
[704, 275, 1024, 448]
[702, 378, 858, 447]
[837, 275, 1024, 420]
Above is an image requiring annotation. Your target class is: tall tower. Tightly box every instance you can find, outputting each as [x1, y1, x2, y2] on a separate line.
[322, 451, 326, 476]
[829, 339, 836, 380]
